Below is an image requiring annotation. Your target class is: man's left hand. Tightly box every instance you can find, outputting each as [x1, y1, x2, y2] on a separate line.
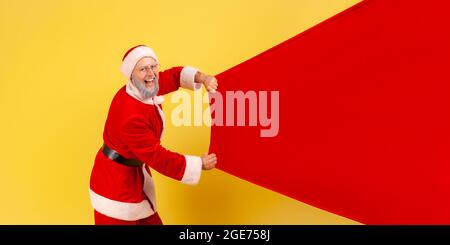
[195, 72, 218, 93]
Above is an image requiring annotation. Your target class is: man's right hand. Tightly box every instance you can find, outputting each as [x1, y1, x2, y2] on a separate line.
[201, 153, 217, 170]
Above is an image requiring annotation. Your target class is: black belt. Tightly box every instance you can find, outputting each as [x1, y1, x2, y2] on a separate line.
[102, 143, 144, 167]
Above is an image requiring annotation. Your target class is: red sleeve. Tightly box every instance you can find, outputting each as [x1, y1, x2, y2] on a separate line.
[157, 66, 183, 95]
[121, 114, 186, 181]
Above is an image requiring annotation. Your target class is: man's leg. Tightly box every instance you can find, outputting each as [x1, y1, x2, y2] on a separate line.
[94, 210, 137, 225]
[138, 212, 163, 225]
[94, 210, 163, 225]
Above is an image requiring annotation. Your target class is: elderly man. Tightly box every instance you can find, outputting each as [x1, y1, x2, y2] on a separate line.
[89, 45, 218, 225]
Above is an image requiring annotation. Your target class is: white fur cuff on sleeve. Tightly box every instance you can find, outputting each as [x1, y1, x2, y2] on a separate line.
[181, 155, 202, 185]
[180, 66, 202, 90]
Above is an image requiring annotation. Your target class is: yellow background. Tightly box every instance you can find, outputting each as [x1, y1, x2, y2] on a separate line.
[0, 0, 361, 224]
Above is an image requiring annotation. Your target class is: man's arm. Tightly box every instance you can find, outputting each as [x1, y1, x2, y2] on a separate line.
[121, 115, 216, 185]
[158, 66, 218, 95]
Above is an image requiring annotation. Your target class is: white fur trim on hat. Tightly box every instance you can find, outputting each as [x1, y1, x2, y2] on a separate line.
[120, 46, 159, 80]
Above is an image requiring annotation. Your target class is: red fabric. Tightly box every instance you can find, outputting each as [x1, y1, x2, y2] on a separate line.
[122, 45, 145, 61]
[90, 67, 186, 203]
[209, 0, 450, 224]
[94, 211, 163, 225]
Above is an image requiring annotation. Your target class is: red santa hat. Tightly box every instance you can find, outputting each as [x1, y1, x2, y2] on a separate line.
[120, 45, 159, 80]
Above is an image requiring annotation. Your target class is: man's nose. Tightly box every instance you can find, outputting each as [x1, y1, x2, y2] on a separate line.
[145, 69, 156, 77]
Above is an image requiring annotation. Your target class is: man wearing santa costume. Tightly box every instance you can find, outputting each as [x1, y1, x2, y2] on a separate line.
[89, 45, 218, 225]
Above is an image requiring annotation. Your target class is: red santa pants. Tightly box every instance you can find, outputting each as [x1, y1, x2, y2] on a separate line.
[94, 211, 163, 225]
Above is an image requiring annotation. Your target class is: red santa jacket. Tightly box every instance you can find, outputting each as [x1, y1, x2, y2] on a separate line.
[89, 66, 202, 221]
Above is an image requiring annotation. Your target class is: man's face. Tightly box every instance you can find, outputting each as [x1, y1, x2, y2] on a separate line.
[131, 57, 160, 99]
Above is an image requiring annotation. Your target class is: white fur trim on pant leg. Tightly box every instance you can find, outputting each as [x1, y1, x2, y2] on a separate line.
[89, 188, 154, 221]
[181, 155, 202, 185]
[180, 66, 202, 90]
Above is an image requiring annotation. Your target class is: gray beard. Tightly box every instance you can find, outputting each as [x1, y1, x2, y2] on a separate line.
[131, 76, 159, 100]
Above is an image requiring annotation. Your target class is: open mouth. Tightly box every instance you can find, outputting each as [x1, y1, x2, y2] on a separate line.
[144, 78, 155, 87]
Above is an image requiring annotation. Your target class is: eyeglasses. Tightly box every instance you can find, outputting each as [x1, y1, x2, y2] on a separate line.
[137, 63, 160, 73]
